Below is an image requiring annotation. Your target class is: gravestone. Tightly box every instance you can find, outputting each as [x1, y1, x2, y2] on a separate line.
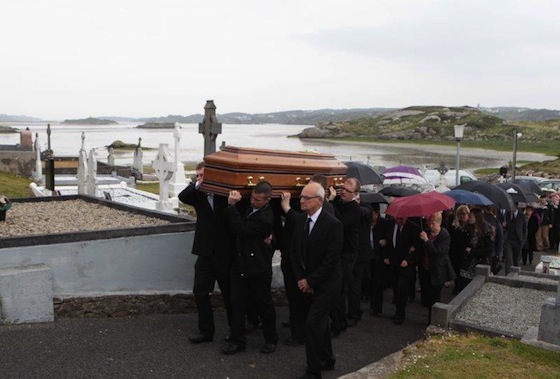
[86, 148, 97, 196]
[168, 123, 189, 197]
[152, 143, 176, 212]
[132, 137, 144, 177]
[77, 132, 88, 195]
[537, 281, 560, 346]
[107, 147, 115, 166]
[198, 100, 222, 156]
[33, 132, 43, 183]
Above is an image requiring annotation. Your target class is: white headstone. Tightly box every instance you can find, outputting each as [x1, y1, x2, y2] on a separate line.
[107, 147, 115, 166]
[152, 143, 176, 212]
[168, 124, 190, 197]
[86, 148, 98, 196]
[77, 132, 88, 195]
[132, 137, 144, 175]
[33, 133, 43, 183]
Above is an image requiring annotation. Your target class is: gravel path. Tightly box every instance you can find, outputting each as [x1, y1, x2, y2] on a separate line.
[455, 282, 555, 336]
[0, 200, 170, 237]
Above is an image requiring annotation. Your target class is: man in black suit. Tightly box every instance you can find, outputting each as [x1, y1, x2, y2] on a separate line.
[369, 205, 391, 315]
[291, 182, 343, 379]
[178, 162, 234, 344]
[384, 217, 420, 325]
[221, 181, 278, 355]
[328, 178, 361, 336]
[503, 202, 528, 274]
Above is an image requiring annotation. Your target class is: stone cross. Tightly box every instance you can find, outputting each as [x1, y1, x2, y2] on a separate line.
[198, 100, 222, 156]
[33, 133, 43, 183]
[168, 123, 189, 197]
[77, 132, 88, 195]
[86, 148, 97, 196]
[152, 143, 176, 211]
[107, 147, 115, 166]
[132, 137, 144, 175]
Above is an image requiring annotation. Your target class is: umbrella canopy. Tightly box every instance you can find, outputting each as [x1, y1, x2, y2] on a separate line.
[497, 182, 540, 204]
[343, 161, 383, 185]
[511, 179, 543, 196]
[386, 191, 456, 219]
[455, 181, 514, 211]
[358, 192, 389, 204]
[382, 165, 428, 185]
[444, 189, 494, 206]
[378, 186, 420, 198]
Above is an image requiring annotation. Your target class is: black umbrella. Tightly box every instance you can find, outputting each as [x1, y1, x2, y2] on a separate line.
[455, 181, 514, 211]
[497, 182, 540, 204]
[378, 186, 420, 198]
[343, 161, 383, 185]
[511, 179, 543, 196]
[358, 192, 389, 204]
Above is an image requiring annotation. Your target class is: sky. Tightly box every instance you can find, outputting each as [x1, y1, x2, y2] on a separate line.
[1, 0, 559, 120]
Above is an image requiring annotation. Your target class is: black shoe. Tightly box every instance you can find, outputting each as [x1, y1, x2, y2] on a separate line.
[284, 338, 305, 346]
[224, 334, 234, 343]
[370, 309, 381, 317]
[492, 263, 503, 275]
[188, 334, 213, 344]
[245, 322, 260, 332]
[260, 342, 276, 354]
[347, 318, 358, 327]
[331, 329, 341, 339]
[322, 360, 335, 370]
[281, 319, 291, 328]
[393, 317, 404, 325]
[221, 343, 246, 355]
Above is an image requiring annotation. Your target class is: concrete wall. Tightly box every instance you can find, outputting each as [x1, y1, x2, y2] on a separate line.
[0, 232, 196, 297]
[0, 150, 36, 177]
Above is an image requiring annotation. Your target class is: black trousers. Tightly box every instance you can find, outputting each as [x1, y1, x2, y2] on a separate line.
[305, 296, 336, 376]
[193, 255, 232, 338]
[230, 271, 277, 346]
[370, 259, 390, 313]
[330, 252, 357, 333]
[392, 266, 413, 320]
[281, 256, 306, 341]
[347, 260, 369, 321]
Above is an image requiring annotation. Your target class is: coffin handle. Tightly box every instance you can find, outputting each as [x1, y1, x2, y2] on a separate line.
[295, 177, 310, 187]
[247, 176, 256, 187]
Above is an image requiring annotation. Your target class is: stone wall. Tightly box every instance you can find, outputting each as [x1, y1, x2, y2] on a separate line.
[0, 150, 36, 177]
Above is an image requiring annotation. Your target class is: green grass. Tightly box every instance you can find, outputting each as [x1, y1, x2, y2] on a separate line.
[0, 172, 34, 198]
[392, 333, 560, 378]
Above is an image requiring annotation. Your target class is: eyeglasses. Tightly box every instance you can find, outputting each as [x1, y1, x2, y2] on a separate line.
[196, 174, 203, 178]
[341, 187, 355, 193]
[300, 195, 321, 201]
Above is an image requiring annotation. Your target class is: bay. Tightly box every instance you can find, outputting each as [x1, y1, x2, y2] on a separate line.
[0, 122, 550, 170]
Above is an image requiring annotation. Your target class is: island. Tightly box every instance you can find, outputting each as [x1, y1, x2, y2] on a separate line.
[0, 125, 18, 133]
[61, 117, 118, 125]
[136, 122, 177, 129]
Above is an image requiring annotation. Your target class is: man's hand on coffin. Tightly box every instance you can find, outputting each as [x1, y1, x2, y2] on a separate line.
[280, 192, 291, 213]
[228, 190, 242, 205]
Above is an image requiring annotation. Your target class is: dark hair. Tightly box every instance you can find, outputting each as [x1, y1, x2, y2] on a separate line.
[310, 174, 328, 190]
[345, 177, 361, 193]
[254, 181, 273, 198]
[195, 161, 205, 170]
[470, 207, 494, 239]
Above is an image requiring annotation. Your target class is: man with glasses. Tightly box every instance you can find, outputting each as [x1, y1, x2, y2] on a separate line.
[222, 181, 278, 355]
[179, 162, 235, 345]
[290, 182, 343, 379]
[327, 178, 361, 336]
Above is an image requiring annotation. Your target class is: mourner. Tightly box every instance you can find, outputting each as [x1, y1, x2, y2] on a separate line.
[290, 182, 343, 379]
[222, 181, 278, 355]
[178, 162, 235, 344]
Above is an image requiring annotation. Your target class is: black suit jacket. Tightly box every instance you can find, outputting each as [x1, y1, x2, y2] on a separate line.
[372, 217, 390, 261]
[503, 210, 528, 244]
[178, 183, 234, 271]
[290, 208, 343, 302]
[421, 227, 454, 286]
[385, 219, 421, 277]
[224, 203, 274, 278]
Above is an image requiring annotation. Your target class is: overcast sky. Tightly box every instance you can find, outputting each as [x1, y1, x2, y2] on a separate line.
[2, 0, 559, 120]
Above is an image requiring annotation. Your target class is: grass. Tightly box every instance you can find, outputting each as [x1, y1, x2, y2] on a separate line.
[392, 332, 560, 378]
[0, 171, 34, 198]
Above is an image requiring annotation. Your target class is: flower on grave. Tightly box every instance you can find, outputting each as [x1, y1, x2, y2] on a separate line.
[0, 195, 11, 211]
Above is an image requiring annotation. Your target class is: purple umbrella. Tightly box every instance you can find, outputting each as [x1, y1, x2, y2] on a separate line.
[382, 165, 428, 185]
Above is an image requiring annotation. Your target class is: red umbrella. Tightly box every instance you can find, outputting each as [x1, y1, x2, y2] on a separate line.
[386, 191, 456, 219]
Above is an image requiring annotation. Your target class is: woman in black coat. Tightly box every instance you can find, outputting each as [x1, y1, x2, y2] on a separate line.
[522, 205, 540, 265]
[419, 212, 455, 324]
[448, 205, 470, 295]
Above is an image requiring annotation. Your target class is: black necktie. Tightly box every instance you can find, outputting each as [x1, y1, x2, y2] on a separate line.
[305, 217, 312, 235]
[395, 225, 401, 247]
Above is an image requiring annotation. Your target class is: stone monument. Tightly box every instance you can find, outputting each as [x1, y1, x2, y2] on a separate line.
[168, 123, 189, 197]
[132, 137, 144, 178]
[152, 143, 176, 212]
[77, 132, 88, 195]
[107, 147, 115, 166]
[33, 133, 43, 183]
[86, 148, 98, 196]
[198, 100, 222, 157]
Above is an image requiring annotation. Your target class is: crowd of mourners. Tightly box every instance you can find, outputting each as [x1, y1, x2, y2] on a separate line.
[179, 161, 560, 379]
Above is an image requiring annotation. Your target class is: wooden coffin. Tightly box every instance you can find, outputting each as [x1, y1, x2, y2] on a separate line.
[200, 146, 348, 197]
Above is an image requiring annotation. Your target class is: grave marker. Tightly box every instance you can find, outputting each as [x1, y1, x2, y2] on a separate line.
[152, 143, 176, 211]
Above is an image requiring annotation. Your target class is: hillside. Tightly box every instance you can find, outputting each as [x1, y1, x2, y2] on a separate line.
[481, 107, 560, 121]
[61, 117, 118, 125]
[298, 106, 560, 144]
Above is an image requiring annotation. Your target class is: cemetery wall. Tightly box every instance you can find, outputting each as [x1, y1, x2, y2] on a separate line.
[0, 151, 35, 177]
